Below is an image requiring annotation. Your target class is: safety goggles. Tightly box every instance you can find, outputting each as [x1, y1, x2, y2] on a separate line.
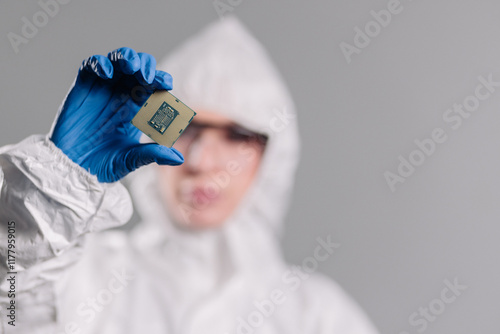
[179, 121, 268, 148]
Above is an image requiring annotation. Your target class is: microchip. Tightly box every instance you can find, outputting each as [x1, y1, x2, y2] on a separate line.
[131, 91, 196, 147]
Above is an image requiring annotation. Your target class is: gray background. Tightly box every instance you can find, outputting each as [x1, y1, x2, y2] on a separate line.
[1, 0, 499, 333]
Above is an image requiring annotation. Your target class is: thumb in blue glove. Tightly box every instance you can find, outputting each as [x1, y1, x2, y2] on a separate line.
[50, 47, 184, 183]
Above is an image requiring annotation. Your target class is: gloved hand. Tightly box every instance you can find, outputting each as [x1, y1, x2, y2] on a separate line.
[50, 47, 184, 183]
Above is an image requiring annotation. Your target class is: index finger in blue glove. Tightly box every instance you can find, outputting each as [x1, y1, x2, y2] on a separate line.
[113, 69, 174, 120]
[107, 47, 141, 76]
[150, 70, 173, 91]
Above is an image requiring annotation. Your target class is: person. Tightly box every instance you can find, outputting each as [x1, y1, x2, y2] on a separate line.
[0, 17, 379, 334]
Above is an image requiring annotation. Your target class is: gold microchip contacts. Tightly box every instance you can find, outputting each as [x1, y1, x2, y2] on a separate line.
[131, 90, 197, 148]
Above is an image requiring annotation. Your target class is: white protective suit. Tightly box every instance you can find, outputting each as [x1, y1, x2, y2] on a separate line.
[0, 17, 379, 334]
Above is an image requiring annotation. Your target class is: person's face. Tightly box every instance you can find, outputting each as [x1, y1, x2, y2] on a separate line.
[157, 110, 267, 229]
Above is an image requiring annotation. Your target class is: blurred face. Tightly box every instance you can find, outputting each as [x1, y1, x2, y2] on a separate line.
[157, 110, 267, 229]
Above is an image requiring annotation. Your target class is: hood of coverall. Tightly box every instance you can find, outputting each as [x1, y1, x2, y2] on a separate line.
[124, 16, 301, 333]
[128, 16, 300, 241]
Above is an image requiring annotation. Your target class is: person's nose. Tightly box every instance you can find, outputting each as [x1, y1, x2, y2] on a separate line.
[184, 130, 224, 173]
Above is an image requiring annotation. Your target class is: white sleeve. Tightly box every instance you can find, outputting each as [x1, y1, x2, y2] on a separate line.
[0, 135, 133, 333]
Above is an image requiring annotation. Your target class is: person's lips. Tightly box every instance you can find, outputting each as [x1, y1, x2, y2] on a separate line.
[179, 181, 221, 206]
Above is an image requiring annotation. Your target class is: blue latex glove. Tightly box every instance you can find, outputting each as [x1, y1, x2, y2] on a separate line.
[50, 47, 184, 183]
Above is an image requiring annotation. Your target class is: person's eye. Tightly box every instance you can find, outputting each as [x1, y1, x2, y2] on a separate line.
[182, 124, 201, 137]
[227, 126, 255, 142]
